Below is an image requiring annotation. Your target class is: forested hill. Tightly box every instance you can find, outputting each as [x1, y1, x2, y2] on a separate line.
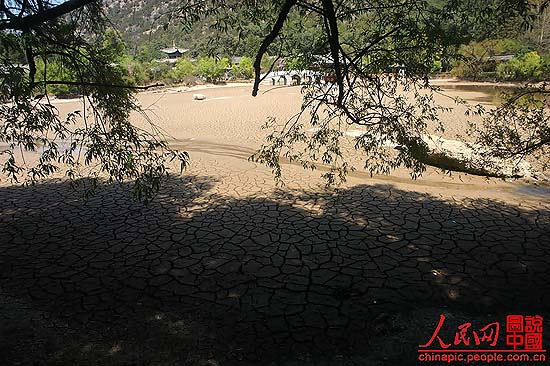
[103, 0, 547, 55]
[103, 0, 275, 60]
[104, 0, 183, 55]
[102, 0, 550, 82]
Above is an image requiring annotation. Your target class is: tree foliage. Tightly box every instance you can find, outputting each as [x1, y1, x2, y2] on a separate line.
[230, 57, 254, 79]
[1, 0, 188, 201]
[197, 56, 229, 83]
[469, 87, 550, 174]
[171, 58, 197, 83]
[496, 51, 545, 79]
[451, 38, 528, 79]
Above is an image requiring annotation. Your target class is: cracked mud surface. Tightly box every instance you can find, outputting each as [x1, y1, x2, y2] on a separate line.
[1, 167, 549, 361]
[1, 85, 550, 364]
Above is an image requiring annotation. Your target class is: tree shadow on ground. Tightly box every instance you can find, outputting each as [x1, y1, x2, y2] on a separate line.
[0, 175, 549, 364]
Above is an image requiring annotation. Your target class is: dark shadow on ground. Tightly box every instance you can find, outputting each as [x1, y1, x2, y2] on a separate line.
[0, 176, 549, 364]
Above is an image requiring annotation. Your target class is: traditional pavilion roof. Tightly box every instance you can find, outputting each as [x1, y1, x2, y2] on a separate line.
[160, 47, 189, 55]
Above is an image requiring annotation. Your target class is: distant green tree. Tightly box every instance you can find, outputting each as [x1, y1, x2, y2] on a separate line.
[517, 51, 544, 78]
[0, 0, 188, 201]
[496, 51, 544, 80]
[431, 60, 443, 73]
[121, 56, 150, 86]
[197, 57, 229, 82]
[102, 28, 126, 61]
[452, 39, 529, 79]
[34, 56, 78, 96]
[135, 39, 164, 63]
[285, 55, 308, 71]
[148, 62, 173, 83]
[171, 58, 197, 82]
[230, 57, 254, 79]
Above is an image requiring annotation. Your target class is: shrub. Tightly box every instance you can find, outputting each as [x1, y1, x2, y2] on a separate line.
[120, 56, 150, 86]
[148, 62, 174, 83]
[431, 60, 443, 73]
[229, 57, 254, 79]
[171, 58, 197, 83]
[496, 51, 543, 80]
[452, 38, 530, 80]
[35, 56, 79, 97]
[285, 55, 308, 71]
[197, 57, 229, 83]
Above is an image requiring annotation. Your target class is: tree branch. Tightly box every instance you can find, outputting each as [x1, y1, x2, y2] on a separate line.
[322, 0, 344, 107]
[506, 136, 550, 157]
[252, 0, 297, 97]
[297, 0, 323, 15]
[0, 0, 97, 30]
[36, 80, 164, 90]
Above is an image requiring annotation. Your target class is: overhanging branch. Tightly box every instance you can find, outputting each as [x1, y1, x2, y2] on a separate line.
[0, 0, 97, 30]
[36, 80, 164, 90]
[322, 0, 344, 107]
[252, 0, 297, 97]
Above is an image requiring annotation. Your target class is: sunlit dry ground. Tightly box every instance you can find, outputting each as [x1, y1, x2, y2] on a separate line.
[46, 79, 546, 196]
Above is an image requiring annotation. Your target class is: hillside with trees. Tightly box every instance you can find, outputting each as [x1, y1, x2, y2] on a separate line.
[101, 0, 550, 83]
[103, 0, 278, 60]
